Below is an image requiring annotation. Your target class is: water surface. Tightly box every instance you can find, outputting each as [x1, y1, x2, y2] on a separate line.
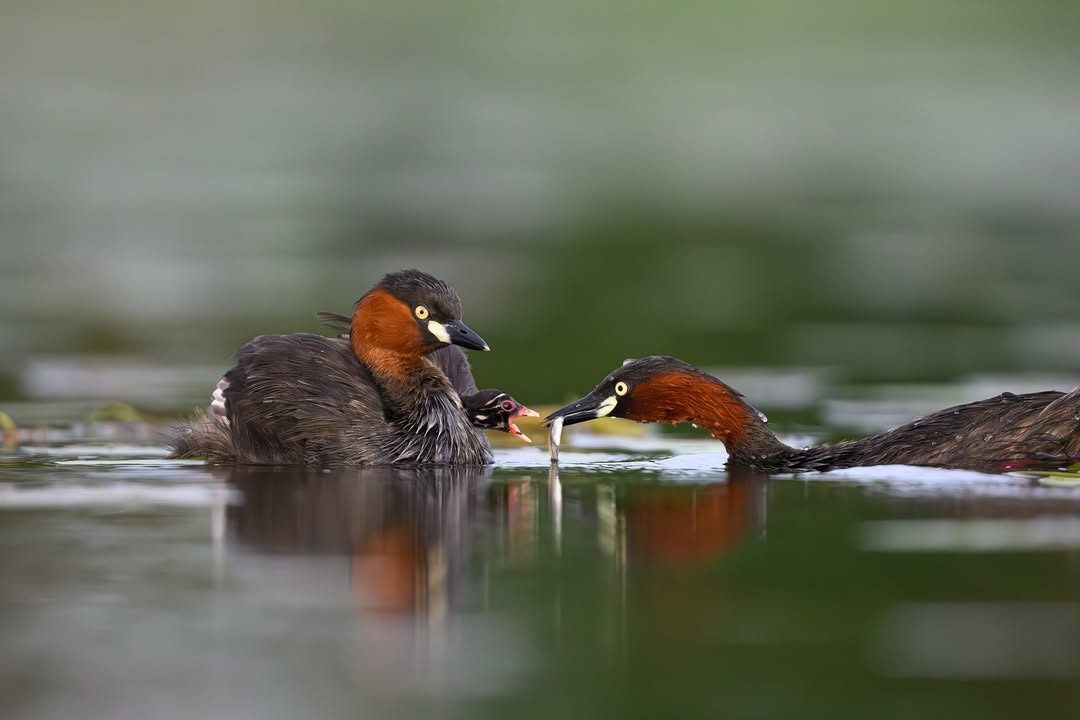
[2, 437, 1080, 720]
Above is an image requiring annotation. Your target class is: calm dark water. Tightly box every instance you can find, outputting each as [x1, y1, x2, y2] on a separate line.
[2, 441, 1080, 720]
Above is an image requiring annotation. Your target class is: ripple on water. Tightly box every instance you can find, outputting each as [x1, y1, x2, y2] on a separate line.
[17, 444, 174, 458]
[0, 482, 233, 509]
[1, 431, 1077, 505]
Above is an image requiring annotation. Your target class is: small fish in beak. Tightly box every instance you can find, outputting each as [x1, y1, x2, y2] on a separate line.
[548, 416, 564, 463]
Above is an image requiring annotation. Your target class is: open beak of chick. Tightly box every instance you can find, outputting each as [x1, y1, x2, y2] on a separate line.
[465, 390, 540, 443]
[507, 404, 540, 443]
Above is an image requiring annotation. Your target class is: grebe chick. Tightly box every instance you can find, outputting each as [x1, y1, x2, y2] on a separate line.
[172, 269, 498, 465]
[544, 356, 1080, 473]
[463, 389, 540, 442]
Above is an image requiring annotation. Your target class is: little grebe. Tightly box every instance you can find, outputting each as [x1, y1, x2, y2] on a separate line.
[172, 269, 521, 465]
[544, 356, 1080, 472]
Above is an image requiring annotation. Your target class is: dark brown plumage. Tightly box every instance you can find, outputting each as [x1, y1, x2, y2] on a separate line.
[544, 356, 1080, 473]
[171, 270, 497, 466]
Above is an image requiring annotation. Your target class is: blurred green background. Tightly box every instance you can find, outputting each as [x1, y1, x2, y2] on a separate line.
[3, 7, 1080, 719]
[2, 0, 1079, 411]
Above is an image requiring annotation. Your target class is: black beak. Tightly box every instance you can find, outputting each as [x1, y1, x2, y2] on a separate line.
[445, 320, 490, 352]
[543, 390, 615, 427]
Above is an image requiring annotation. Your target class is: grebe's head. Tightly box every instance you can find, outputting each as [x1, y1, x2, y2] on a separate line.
[543, 356, 766, 430]
[354, 269, 489, 355]
[464, 389, 539, 442]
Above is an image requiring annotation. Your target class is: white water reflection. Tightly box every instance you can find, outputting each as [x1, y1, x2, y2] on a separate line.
[876, 603, 1080, 677]
[5, 435, 1079, 499]
[860, 517, 1080, 552]
[20, 444, 173, 458]
[0, 481, 230, 509]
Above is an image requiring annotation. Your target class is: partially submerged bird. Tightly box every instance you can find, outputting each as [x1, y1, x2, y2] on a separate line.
[544, 356, 1080, 473]
[172, 269, 527, 465]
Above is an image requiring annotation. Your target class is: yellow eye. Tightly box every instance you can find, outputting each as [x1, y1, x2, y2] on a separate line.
[415, 305, 429, 320]
[614, 381, 629, 397]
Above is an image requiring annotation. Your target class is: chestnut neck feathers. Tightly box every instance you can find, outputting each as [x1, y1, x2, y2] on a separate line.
[628, 371, 789, 464]
[351, 287, 427, 380]
[347, 280, 466, 425]
[608, 359, 1080, 473]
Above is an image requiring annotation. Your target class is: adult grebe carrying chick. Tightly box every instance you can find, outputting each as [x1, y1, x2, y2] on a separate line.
[172, 269, 533, 465]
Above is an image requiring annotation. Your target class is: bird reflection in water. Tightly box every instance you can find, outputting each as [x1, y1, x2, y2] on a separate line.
[623, 468, 767, 565]
[226, 464, 767, 583]
[484, 465, 769, 662]
[224, 464, 769, 611]
[221, 463, 768, 690]
[226, 465, 490, 615]
[224, 464, 538, 697]
[485, 465, 769, 569]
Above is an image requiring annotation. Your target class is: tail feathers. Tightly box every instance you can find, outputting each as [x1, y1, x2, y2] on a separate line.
[1036, 385, 1080, 419]
[315, 311, 351, 338]
[169, 411, 235, 461]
